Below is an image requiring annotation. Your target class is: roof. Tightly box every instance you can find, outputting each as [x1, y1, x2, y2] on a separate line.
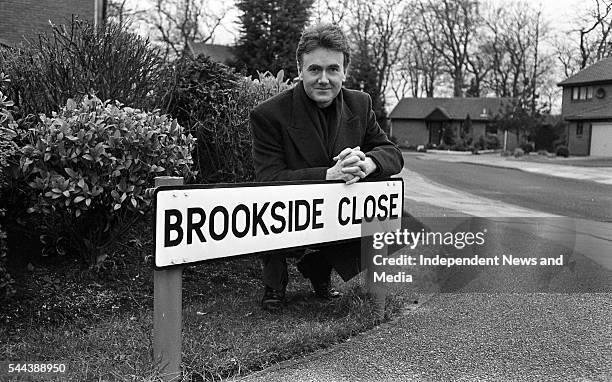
[563, 103, 612, 120]
[558, 57, 612, 86]
[389, 97, 511, 121]
[190, 43, 235, 64]
[0, 0, 98, 47]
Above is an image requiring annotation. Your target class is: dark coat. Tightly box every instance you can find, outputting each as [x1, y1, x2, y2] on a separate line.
[251, 84, 404, 182]
[250, 83, 404, 281]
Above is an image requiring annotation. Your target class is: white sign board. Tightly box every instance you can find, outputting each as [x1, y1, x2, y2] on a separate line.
[154, 179, 403, 268]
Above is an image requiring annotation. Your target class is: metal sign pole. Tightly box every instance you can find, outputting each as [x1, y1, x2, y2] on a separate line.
[153, 176, 184, 381]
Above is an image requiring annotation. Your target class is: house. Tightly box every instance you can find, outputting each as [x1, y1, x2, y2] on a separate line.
[558, 57, 612, 156]
[389, 97, 515, 150]
[0, 0, 105, 47]
[190, 42, 236, 65]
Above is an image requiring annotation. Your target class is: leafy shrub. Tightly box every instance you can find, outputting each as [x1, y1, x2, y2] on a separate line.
[14, 96, 195, 266]
[0, 73, 16, 299]
[437, 143, 449, 150]
[161, 55, 240, 183]
[556, 145, 569, 158]
[537, 149, 549, 156]
[441, 126, 455, 146]
[513, 148, 524, 158]
[0, 208, 12, 300]
[450, 142, 469, 151]
[163, 59, 292, 183]
[0, 16, 166, 119]
[475, 134, 500, 150]
[520, 143, 534, 154]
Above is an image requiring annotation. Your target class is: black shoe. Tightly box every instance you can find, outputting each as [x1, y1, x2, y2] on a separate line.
[261, 286, 285, 311]
[312, 281, 342, 300]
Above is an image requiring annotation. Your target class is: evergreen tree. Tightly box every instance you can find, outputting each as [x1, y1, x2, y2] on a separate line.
[234, 0, 313, 79]
[345, 51, 387, 131]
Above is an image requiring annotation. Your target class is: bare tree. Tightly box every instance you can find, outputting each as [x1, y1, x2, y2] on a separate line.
[555, 38, 581, 78]
[415, 0, 480, 97]
[555, 0, 612, 78]
[312, 0, 350, 24]
[465, 42, 491, 97]
[481, 1, 553, 143]
[481, 1, 550, 105]
[393, 4, 444, 98]
[343, 0, 408, 117]
[141, 0, 228, 57]
[578, 0, 612, 68]
[106, 0, 149, 29]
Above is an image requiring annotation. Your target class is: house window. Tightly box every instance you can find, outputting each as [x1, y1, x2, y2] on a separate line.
[486, 124, 497, 134]
[576, 122, 584, 136]
[571, 86, 593, 100]
[572, 87, 579, 100]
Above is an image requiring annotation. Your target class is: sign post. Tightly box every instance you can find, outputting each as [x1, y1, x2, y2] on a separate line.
[153, 176, 184, 382]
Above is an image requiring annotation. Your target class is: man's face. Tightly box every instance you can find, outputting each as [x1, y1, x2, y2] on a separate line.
[299, 48, 346, 108]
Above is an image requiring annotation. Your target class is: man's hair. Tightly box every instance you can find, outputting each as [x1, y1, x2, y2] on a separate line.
[296, 23, 351, 70]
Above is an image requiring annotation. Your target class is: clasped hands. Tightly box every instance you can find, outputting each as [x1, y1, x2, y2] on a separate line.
[326, 146, 377, 185]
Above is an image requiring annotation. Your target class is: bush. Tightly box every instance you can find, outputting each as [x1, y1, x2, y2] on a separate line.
[450, 142, 469, 151]
[556, 145, 569, 158]
[513, 148, 525, 158]
[0, 16, 166, 119]
[14, 96, 195, 266]
[520, 142, 534, 154]
[0, 208, 12, 300]
[441, 126, 455, 146]
[474, 135, 500, 150]
[0, 72, 16, 299]
[162, 55, 239, 183]
[163, 59, 292, 183]
[537, 149, 549, 156]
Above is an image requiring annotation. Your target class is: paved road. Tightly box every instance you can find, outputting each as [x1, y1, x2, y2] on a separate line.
[403, 153, 612, 221]
[239, 294, 611, 382]
[419, 152, 612, 185]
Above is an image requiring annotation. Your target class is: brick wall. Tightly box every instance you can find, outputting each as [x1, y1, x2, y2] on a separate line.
[391, 120, 429, 147]
[0, 0, 97, 46]
[561, 83, 612, 118]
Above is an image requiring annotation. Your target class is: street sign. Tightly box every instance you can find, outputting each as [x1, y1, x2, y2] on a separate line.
[154, 179, 404, 268]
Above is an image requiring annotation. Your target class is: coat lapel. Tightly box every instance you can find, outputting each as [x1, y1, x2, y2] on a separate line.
[287, 86, 359, 167]
[331, 92, 358, 154]
[288, 85, 329, 167]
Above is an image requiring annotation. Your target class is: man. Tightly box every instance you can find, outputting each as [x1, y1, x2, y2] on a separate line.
[250, 23, 403, 311]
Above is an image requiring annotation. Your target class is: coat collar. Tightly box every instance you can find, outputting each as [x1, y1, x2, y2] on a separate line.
[288, 83, 357, 167]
